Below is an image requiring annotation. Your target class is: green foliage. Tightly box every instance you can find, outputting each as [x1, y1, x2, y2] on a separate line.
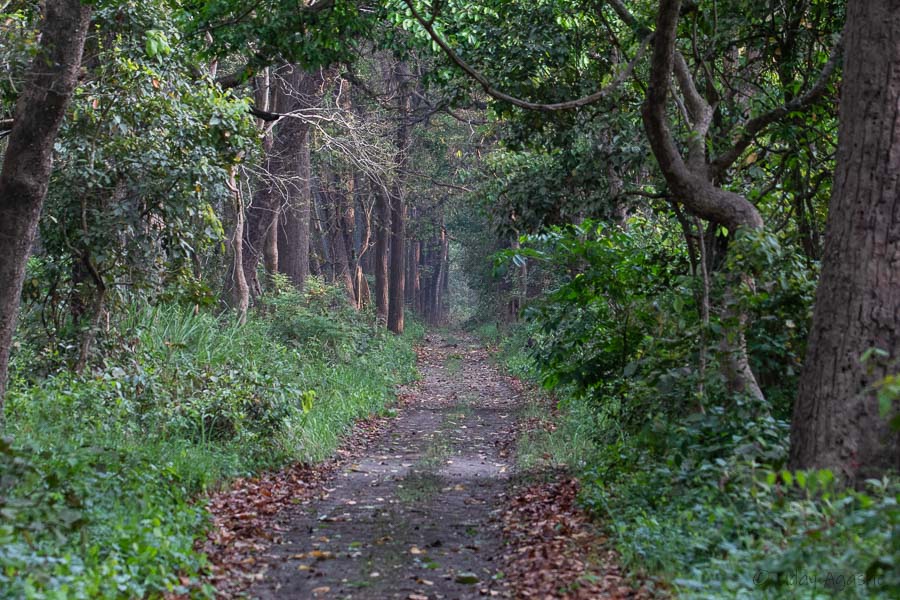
[184, 0, 369, 72]
[2, 285, 420, 598]
[497, 219, 899, 598]
[25, 0, 259, 363]
[499, 219, 684, 395]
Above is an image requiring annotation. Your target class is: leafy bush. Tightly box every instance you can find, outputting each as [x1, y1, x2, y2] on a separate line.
[2, 283, 420, 598]
[498, 219, 899, 599]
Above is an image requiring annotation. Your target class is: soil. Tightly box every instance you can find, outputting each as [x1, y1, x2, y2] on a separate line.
[248, 333, 520, 599]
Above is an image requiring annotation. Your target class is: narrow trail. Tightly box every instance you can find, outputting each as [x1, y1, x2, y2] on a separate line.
[250, 333, 521, 599]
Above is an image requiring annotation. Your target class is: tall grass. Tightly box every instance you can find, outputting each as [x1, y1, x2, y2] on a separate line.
[1, 281, 421, 598]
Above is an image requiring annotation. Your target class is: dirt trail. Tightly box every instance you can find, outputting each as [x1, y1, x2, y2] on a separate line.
[250, 333, 521, 599]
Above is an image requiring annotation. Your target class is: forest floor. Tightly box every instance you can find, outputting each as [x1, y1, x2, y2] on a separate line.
[199, 333, 642, 599]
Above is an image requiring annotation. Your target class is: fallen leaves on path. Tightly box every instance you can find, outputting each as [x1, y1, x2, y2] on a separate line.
[193, 412, 397, 597]
[501, 477, 651, 599]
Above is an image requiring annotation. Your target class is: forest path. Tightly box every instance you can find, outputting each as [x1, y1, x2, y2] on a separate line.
[249, 332, 520, 599]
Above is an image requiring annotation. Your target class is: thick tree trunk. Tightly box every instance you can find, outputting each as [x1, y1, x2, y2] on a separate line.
[276, 66, 320, 291]
[790, 1, 900, 483]
[388, 61, 412, 334]
[0, 0, 92, 408]
[387, 183, 407, 334]
[373, 183, 390, 325]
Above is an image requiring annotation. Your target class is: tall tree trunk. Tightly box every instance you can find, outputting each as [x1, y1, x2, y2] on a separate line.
[373, 182, 390, 325]
[224, 167, 250, 323]
[790, 1, 900, 483]
[312, 188, 332, 279]
[0, 0, 92, 408]
[243, 71, 276, 299]
[340, 173, 359, 305]
[325, 173, 357, 305]
[264, 215, 279, 282]
[643, 0, 765, 402]
[388, 61, 412, 334]
[432, 225, 449, 325]
[276, 66, 319, 291]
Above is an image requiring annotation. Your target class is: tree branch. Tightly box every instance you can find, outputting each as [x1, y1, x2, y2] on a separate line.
[401, 0, 650, 112]
[642, 0, 763, 231]
[710, 36, 842, 177]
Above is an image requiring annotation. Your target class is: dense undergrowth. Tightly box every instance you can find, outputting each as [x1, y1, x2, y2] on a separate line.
[0, 278, 421, 599]
[480, 220, 900, 599]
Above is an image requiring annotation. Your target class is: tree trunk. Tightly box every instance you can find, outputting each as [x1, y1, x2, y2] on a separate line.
[433, 225, 449, 325]
[409, 237, 421, 310]
[373, 182, 390, 325]
[790, 1, 900, 483]
[243, 71, 276, 299]
[276, 66, 320, 291]
[0, 0, 92, 408]
[224, 167, 250, 323]
[325, 173, 357, 306]
[264, 214, 279, 282]
[643, 0, 765, 402]
[388, 61, 412, 335]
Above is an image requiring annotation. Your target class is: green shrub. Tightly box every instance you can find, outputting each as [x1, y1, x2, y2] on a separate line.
[498, 220, 899, 599]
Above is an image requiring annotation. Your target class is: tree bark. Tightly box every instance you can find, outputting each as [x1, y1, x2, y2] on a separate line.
[224, 167, 250, 323]
[388, 61, 412, 335]
[373, 182, 390, 325]
[433, 224, 449, 325]
[790, 0, 900, 483]
[325, 173, 357, 305]
[276, 66, 321, 291]
[243, 71, 276, 298]
[0, 0, 92, 408]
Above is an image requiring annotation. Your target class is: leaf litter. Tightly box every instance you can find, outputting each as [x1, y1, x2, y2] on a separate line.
[188, 334, 645, 599]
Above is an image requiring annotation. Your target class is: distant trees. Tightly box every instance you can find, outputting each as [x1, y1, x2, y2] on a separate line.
[0, 0, 476, 407]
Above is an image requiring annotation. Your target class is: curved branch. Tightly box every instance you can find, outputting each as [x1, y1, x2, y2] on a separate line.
[642, 0, 763, 231]
[710, 37, 843, 177]
[401, 0, 650, 112]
